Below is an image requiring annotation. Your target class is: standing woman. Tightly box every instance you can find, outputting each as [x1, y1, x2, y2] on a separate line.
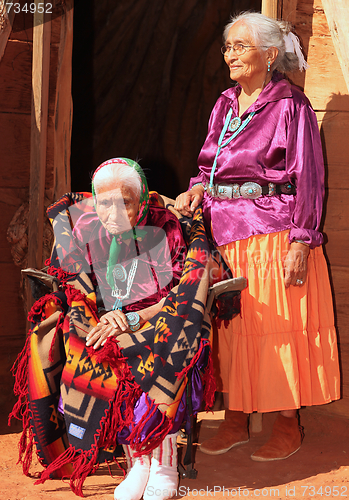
[174, 12, 340, 461]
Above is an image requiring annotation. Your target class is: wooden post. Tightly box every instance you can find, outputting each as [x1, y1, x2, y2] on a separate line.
[280, 0, 298, 25]
[53, 0, 73, 200]
[261, 0, 280, 19]
[27, 5, 51, 297]
[321, 0, 349, 93]
[0, 2, 15, 63]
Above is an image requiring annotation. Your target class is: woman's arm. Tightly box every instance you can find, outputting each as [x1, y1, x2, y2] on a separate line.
[286, 97, 325, 248]
[283, 240, 310, 288]
[174, 184, 205, 217]
[283, 96, 324, 287]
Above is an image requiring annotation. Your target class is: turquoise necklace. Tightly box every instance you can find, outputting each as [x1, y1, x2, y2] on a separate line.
[209, 108, 255, 189]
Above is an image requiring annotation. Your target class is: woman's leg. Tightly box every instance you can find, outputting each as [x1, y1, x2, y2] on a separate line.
[114, 445, 150, 500]
[251, 410, 303, 461]
[143, 433, 179, 500]
[281, 409, 297, 418]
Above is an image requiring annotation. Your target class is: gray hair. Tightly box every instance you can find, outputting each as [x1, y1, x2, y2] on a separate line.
[93, 162, 141, 200]
[223, 12, 301, 73]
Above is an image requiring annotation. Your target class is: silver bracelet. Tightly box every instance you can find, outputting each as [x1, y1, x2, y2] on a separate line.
[191, 182, 205, 190]
[293, 239, 310, 247]
[125, 312, 140, 332]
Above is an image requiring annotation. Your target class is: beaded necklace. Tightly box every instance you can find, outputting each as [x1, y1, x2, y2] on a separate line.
[209, 108, 255, 189]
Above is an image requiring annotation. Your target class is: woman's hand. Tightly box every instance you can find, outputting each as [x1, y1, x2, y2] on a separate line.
[283, 241, 310, 288]
[174, 185, 205, 217]
[86, 296, 167, 349]
[86, 310, 129, 349]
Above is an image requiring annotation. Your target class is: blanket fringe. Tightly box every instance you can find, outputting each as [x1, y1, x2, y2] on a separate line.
[18, 423, 35, 476]
[94, 338, 173, 456]
[175, 338, 208, 382]
[34, 338, 144, 495]
[48, 311, 64, 362]
[34, 446, 77, 489]
[64, 283, 99, 322]
[8, 294, 64, 476]
[27, 293, 62, 324]
[46, 261, 78, 285]
[131, 403, 173, 457]
[202, 347, 216, 410]
[8, 334, 31, 424]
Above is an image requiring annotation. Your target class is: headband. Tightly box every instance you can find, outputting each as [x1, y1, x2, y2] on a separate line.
[92, 158, 149, 291]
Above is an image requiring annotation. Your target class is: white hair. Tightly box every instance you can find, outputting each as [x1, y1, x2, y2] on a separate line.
[223, 12, 303, 73]
[93, 162, 141, 200]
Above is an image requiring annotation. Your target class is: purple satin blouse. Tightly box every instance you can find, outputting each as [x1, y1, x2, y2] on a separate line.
[189, 72, 325, 248]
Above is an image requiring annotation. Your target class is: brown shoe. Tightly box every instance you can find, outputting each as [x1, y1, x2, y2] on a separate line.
[199, 410, 249, 455]
[251, 414, 303, 462]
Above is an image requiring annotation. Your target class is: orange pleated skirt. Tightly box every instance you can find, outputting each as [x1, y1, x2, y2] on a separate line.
[214, 230, 340, 413]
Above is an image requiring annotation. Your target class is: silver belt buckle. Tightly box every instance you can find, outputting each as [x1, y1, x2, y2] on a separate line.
[216, 184, 233, 199]
[205, 184, 216, 197]
[240, 182, 262, 199]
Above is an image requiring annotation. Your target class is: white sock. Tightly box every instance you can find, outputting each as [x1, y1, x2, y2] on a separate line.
[114, 445, 150, 500]
[143, 434, 179, 500]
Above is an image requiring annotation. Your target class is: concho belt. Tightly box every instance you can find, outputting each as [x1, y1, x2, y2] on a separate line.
[205, 182, 296, 200]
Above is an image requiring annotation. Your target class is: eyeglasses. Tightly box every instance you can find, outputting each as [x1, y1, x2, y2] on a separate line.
[221, 43, 266, 56]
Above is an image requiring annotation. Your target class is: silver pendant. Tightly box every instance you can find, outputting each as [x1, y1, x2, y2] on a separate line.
[229, 116, 242, 132]
[113, 264, 127, 282]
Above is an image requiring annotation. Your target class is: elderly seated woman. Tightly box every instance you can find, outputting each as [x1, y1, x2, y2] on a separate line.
[60, 158, 187, 500]
[12, 157, 232, 499]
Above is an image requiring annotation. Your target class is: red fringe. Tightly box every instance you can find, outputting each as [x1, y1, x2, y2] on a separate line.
[64, 285, 87, 306]
[48, 311, 64, 363]
[8, 334, 35, 476]
[19, 423, 35, 476]
[175, 338, 207, 381]
[34, 446, 77, 490]
[69, 447, 100, 497]
[92, 337, 128, 374]
[9, 334, 31, 422]
[64, 283, 99, 323]
[34, 382, 136, 497]
[92, 338, 143, 447]
[202, 347, 216, 411]
[46, 263, 78, 285]
[131, 405, 173, 457]
[11, 277, 212, 495]
[9, 293, 64, 476]
[93, 338, 173, 456]
[33, 338, 145, 496]
[27, 293, 63, 324]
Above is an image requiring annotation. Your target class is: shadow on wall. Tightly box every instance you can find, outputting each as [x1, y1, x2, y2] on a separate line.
[70, 0, 261, 197]
[319, 92, 349, 361]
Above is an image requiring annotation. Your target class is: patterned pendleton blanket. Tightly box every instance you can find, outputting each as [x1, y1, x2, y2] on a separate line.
[9, 192, 233, 497]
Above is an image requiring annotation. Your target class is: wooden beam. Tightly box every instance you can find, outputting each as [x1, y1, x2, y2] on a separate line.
[280, 0, 298, 25]
[53, 0, 73, 200]
[28, 6, 51, 276]
[0, 2, 15, 63]
[321, 0, 349, 93]
[261, 0, 281, 19]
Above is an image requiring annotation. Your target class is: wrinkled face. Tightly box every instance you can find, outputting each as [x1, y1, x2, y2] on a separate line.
[95, 179, 139, 235]
[224, 21, 268, 85]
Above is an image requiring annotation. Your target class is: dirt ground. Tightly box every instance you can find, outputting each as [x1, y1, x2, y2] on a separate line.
[1, 408, 348, 500]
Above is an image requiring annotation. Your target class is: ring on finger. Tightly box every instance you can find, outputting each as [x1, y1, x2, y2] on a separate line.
[296, 279, 304, 285]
